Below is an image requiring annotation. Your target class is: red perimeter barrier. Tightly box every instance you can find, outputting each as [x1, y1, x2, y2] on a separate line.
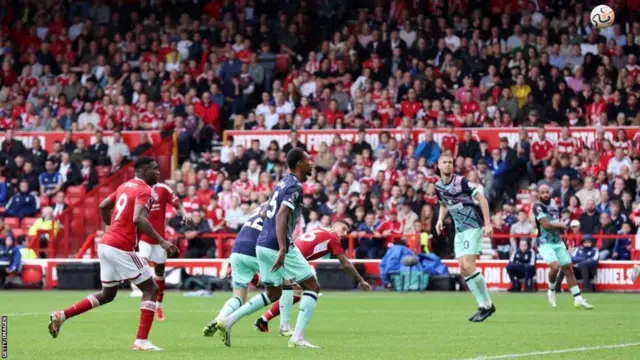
[53, 136, 173, 258]
[0, 131, 161, 152]
[75, 231, 638, 261]
[31, 258, 640, 291]
[225, 126, 640, 153]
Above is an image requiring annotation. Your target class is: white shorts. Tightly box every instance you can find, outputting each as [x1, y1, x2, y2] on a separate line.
[98, 244, 152, 287]
[138, 241, 167, 264]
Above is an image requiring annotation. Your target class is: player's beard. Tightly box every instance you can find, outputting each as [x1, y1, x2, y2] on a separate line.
[540, 197, 551, 205]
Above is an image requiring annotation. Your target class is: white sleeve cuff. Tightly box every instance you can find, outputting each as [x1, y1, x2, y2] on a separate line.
[282, 201, 295, 210]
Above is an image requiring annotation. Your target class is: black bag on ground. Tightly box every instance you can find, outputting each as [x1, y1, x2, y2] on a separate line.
[57, 262, 101, 289]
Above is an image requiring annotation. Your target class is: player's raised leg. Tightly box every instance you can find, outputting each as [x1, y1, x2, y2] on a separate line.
[48, 243, 128, 338]
[204, 254, 259, 337]
[48, 285, 117, 339]
[215, 247, 284, 347]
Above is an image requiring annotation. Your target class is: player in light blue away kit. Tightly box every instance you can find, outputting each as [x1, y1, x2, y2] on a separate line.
[435, 154, 496, 322]
[535, 184, 592, 309]
[202, 202, 266, 337]
[216, 148, 320, 349]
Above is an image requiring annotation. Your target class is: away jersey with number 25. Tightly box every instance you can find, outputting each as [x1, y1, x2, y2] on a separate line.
[100, 178, 155, 252]
[256, 174, 303, 252]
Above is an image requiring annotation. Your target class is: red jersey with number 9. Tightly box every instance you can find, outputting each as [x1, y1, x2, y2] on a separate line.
[294, 228, 344, 261]
[140, 183, 179, 244]
[101, 178, 155, 252]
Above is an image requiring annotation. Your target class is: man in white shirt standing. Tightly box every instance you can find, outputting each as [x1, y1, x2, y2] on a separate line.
[607, 148, 632, 176]
[77, 102, 100, 130]
[107, 130, 131, 165]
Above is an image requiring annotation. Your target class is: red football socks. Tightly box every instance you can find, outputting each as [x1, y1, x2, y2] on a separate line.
[63, 294, 100, 319]
[155, 276, 165, 304]
[262, 295, 301, 321]
[250, 273, 260, 286]
[136, 300, 156, 340]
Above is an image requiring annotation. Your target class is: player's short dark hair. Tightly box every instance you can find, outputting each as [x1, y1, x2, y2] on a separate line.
[286, 147, 306, 169]
[134, 156, 155, 171]
[332, 219, 350, 231]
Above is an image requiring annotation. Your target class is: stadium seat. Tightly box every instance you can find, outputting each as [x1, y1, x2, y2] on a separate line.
[4, 217, 20, 229]
[67, 186, 86, 196]
[96, 166, 111, 182]
[21, 264, 43, 285]
[12, 228, 26, 239]
[39, 195, 50, 207]
[21, 217, 37, 229]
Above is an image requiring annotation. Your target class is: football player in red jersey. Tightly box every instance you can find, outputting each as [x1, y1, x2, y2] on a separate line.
[48, 157, 179, 351]
[130, 182, 191, 321]
[255, 221, 371, 334]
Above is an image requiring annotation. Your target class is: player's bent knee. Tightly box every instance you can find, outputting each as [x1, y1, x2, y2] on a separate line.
[266, 286, 282, 303]
[548, 262, 561, 271]
[299, 277, 320, 293]
[98, 288, 118, 304]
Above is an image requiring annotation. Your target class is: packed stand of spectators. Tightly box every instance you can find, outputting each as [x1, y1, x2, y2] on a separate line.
[0, 1, 639, 260]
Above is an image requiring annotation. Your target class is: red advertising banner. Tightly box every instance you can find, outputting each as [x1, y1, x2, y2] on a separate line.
[225, 127, 640, 153]
[29, 259, 640, 292]
[0, 131, 162, 153]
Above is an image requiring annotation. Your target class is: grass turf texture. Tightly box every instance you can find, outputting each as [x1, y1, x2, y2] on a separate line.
[0, 291, 638, 360]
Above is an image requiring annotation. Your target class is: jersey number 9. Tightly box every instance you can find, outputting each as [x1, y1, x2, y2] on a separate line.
[114, 194, 128, 220]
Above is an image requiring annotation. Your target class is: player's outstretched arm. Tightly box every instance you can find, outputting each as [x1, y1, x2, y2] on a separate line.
[99, 195, 115, 226]
[538, 216, 567, 232]
[336, 254, 371, 291]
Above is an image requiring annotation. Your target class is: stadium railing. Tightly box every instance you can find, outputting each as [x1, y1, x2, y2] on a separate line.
[73, 231, 638, 260]
[51, 136, 173, 258]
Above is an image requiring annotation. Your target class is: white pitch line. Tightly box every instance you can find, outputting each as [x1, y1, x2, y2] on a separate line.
[0, 310, 214, 317]
[463, 342, 640, 360]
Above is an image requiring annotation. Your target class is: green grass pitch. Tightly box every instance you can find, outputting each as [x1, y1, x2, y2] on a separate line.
[0, 291, 639, 360]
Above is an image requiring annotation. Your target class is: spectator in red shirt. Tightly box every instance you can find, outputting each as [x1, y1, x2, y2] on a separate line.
[377, 208, 403, 250]
[528, 128, 555, 183]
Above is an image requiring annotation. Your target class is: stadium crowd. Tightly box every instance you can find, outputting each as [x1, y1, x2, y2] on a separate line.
[0, 0, 639, 267]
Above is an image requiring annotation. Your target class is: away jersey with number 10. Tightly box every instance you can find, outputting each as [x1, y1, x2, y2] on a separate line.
[100, 178, 155, 252]
[256, 174, 303, 252]
[295, 228, 343, 260]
